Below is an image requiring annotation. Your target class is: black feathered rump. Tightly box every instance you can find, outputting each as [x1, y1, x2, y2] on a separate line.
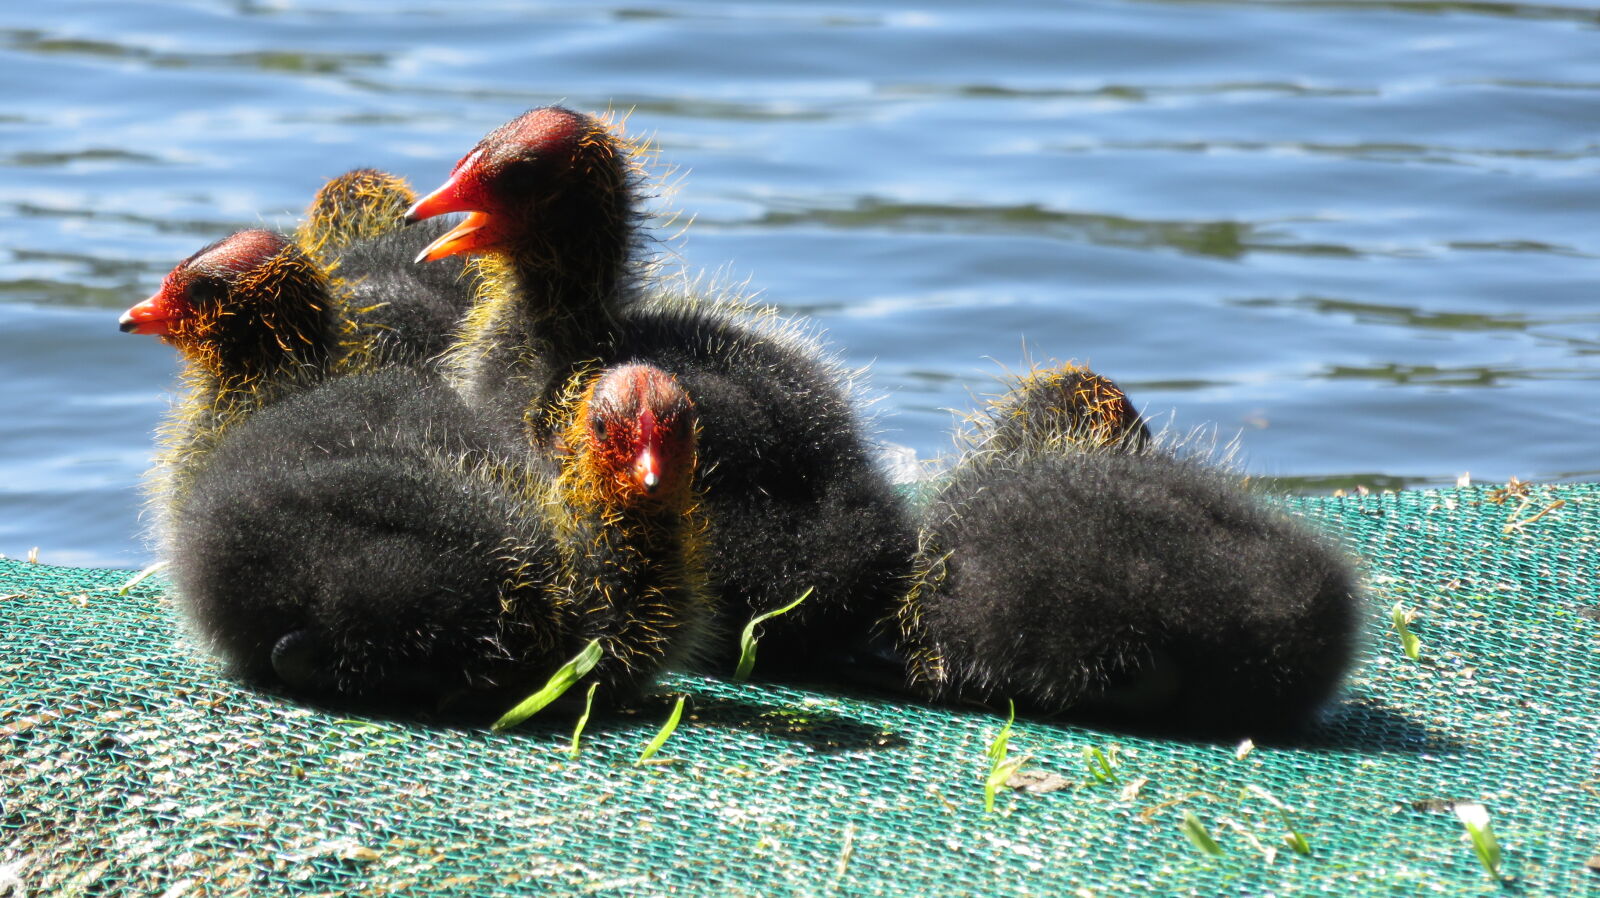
[170, 365, 713, 714]
[170, 368, 555, 704]
[330, 216, 478, 369]
[905, 448, 1357, 738]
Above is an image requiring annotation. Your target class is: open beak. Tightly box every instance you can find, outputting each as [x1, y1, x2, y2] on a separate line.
[412, 211, 497, 263]
[119, 292, 175, 336]
[406, 166, 504, 263]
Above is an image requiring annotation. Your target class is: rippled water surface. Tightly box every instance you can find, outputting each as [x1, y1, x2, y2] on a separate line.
[2, 0, 1597, 566]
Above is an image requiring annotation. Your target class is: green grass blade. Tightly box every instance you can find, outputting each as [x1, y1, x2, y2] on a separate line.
[982, 700, 1020, 812]
[733, 587, 813, 681]
[636, 694, 686, 763]
[987, 700, 1017, 764]
[1244, 785, 1311, 856]
[1083, 745, 1121, 784]
[1180, 811, 1225, 857]
[984, 755, 1029, 813]
[1392, 602, 1421, 661]
[1454, 802, 1504, 879]
[567, 682, 600, 759]
[492, 639, 604, 732]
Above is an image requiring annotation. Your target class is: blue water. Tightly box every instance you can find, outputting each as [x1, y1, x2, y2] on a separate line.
[2, 0, 1597, 567]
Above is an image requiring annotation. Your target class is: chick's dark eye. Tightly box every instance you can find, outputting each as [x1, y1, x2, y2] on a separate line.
[592, 419, 608, 442]
[189, 279, 222, 305]
[499, 157, 548, 194]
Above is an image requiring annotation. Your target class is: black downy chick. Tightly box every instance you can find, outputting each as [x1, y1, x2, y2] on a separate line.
[900, 363, 1358, 738]
[405, 106, 916, 677]
[171, 361, 710, 712]
[297, 167, 479, 370]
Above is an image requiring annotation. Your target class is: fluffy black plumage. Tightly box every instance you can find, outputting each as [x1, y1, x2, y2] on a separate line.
[173, 367, 537, 702]
[408, 106, 916, 676]
[326, 217, 478, 368]
[171, 364, 711, 711]
[296, 168, 478, 370]
[901, 367, 1358, 738]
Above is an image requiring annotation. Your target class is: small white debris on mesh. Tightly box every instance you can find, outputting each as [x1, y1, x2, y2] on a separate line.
[0, 857, 28, 898]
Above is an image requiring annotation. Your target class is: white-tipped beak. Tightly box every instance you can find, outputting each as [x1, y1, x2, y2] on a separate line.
[638, 449, 659, 491]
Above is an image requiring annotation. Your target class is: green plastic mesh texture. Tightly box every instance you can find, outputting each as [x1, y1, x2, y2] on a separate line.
[4, 484, 1598, 895]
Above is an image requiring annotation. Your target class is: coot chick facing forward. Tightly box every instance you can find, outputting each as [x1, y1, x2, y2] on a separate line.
[901, 364, 1357, 739]
[297, 168, 478, 370]
[172, 362, 710, 711]
[408, 106, 915, 678]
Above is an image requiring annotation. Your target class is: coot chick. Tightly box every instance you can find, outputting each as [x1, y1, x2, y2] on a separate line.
[297, 168, 478, 370]
[171, 362, 710, 711]
[122, 229, 342, 520]
[407, 106, 652, 418]
[296, 167, 417, 262]
[978, 362, 1151, 453]
[900, 364, 1357, 738]
[408, 106, 915, 677]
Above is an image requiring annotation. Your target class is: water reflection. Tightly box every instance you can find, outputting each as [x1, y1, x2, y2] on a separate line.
[751, 199, 1269, 259]
[3, 29, 388, 74]
[0, 0, 1595, 564]
[1140, 0, 1600, 24]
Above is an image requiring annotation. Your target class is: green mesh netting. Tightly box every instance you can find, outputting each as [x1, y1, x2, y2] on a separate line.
[4, 484, 1598, 895]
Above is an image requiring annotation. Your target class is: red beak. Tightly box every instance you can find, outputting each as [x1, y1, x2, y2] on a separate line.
[634, 447, 660, 493]
[119, 292, 176, 336]
[406, 160, 505, 263]
[633, 408, 663, 494]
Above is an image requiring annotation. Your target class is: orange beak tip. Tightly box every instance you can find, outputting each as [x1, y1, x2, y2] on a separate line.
[414, 231, 465, 264]
[414, 226, 454, 263]
[413, 213, 494, 264]
[119, 296, 173, 336]
[636, 449, 660, 492]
